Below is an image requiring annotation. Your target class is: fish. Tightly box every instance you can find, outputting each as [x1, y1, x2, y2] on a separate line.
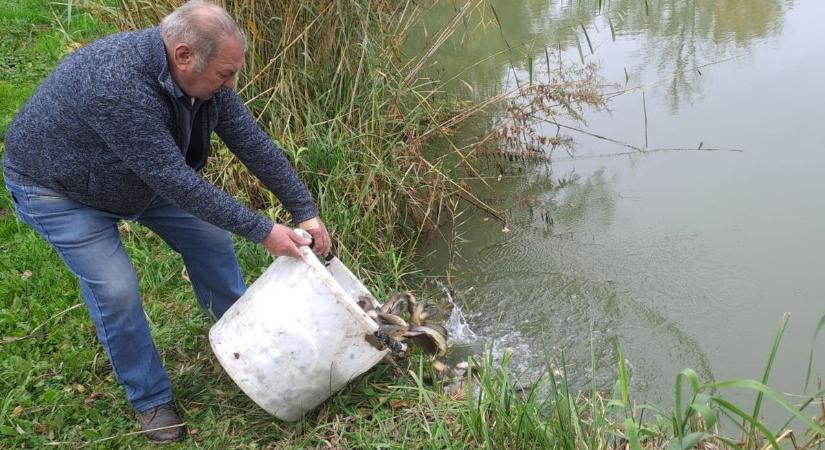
[420, 323, 448, 340]
[358, 290, 459, 376]
[405, 325, 448, 357]
[431, 359, 448, 373]
[409, 295, 436, 327]
[410, 301, 427, 327]
[358, 295, 378, 312]
[430, 359, 469, 380]
[375, 326, 407, 353]
[419, 304, 439, 323]
[364, 333, 385, 351]
[380, 292, 408, 315]
[378, 324, 409, 341]
[376, 312, 408, 328]
[405, 292, 418, 319]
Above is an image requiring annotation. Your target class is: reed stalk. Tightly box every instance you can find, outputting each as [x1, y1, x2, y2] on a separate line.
[106, 0, 511, 290]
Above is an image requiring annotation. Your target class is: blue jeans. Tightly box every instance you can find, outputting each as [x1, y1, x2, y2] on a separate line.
[4, 178, 246, 412]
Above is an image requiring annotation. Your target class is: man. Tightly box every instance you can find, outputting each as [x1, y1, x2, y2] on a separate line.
[2, 0, 330, 443]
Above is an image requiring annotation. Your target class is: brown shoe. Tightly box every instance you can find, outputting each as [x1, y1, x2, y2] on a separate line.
[137, 402, 185, 443]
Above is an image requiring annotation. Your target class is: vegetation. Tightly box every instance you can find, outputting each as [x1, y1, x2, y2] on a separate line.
[1, 1, 824, 449]
[0, 0, 115, 136]
[111, 0, 504, 293]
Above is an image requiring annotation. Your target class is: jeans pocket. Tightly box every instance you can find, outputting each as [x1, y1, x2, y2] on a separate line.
[26, 184, 69, 200]
[4, 181, 24, 206]
[4, 183, 34, 228]
[11, 184, 83, 219]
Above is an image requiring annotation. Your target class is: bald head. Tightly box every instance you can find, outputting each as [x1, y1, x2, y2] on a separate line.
[160, 0, 245, 72]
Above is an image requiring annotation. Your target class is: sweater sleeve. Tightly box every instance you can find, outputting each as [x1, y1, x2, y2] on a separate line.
[213, 89, 319, 224]
[84, 92, 275, 242]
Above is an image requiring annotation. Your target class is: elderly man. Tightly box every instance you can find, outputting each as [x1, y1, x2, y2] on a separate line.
[2, 0, 329, 443]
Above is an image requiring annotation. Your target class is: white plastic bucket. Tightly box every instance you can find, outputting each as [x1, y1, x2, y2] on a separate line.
[208, 240, 387, 421]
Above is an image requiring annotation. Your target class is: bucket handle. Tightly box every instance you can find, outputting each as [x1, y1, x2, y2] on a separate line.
[294, 228, 336, 263]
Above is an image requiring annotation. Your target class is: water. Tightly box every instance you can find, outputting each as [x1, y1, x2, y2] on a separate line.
[442, 283, 478, 344]
[412, 0, 825, 409]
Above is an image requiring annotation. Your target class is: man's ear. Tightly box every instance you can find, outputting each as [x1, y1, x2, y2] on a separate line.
[172, 43, 194, 71]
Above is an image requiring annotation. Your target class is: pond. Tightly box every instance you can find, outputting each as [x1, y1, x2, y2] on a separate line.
[412, 0, 825, 408]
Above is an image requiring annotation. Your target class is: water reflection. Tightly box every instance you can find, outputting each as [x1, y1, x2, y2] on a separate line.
[607, 0, 794, 110]
[413, 0, 817, 405]
[410, 0, 793, 107]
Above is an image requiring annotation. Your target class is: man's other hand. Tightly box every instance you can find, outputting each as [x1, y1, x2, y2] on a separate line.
[262, 224, 310, 258]
[299, 217, 332, 257]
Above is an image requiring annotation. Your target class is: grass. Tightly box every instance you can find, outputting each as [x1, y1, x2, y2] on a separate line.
[2, 199, 825, 447]
[2, 1, 825, 449]
[0, 0, 115, 136]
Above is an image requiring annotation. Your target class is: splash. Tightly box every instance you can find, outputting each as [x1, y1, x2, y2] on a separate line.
[442, 285, 478, 344]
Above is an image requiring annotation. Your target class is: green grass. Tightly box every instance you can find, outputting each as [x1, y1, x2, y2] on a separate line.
[0, 0, 115, 136]
[2, 1, 825, 449]
[0, 183, 434, 448]
[2, 183, 825, 447]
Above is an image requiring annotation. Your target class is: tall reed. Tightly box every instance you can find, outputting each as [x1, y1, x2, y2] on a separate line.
[109, 0, 500, 290]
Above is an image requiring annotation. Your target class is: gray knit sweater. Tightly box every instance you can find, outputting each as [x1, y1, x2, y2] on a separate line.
[3, 27, 318, 243]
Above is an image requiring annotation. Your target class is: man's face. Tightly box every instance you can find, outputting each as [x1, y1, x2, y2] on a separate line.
[171, 36, 244, 100]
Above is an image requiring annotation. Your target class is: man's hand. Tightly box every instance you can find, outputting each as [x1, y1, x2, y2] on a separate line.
[299, 217, 332, 257]
[262, 224, 311, 258]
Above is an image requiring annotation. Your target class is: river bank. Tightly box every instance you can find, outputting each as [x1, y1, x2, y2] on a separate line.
[1, 1, 823, 448]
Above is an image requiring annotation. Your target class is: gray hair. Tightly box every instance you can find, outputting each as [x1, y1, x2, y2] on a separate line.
[160, 0, 246, 71]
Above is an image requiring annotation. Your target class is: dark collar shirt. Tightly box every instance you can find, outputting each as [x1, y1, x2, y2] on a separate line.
[171, 80, 203, 154]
